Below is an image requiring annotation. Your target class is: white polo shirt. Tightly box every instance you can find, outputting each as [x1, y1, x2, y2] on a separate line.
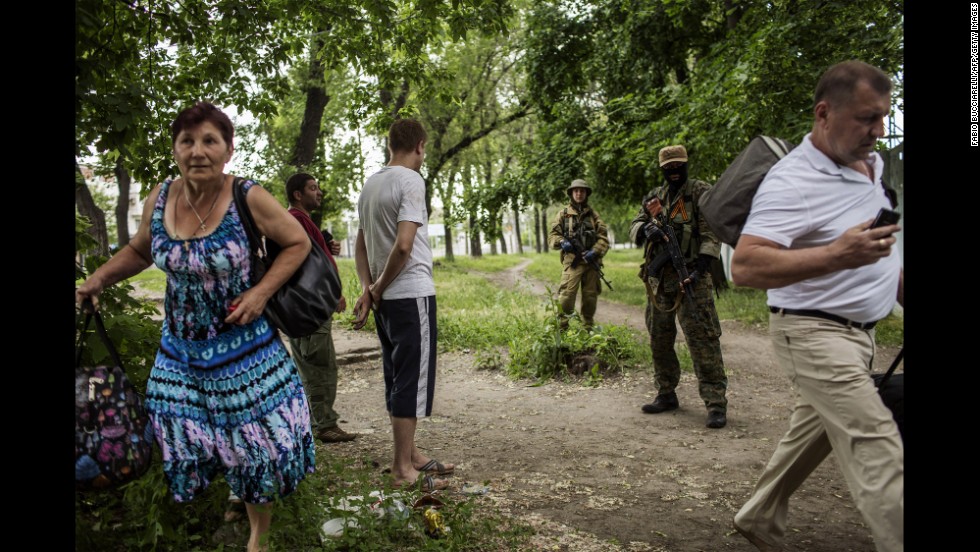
[741, 133, 901, 323]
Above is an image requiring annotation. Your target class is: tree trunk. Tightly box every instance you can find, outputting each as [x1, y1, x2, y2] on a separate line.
[497, 214, 507, 255]
[443, 224, 455, 262]
[468, 213, 482, 258]
[513, 204, 523, 254]
[76, 163, 110, 257]
[290, 38, 330, 226]
[541, 208, 549, 253]
[724, 0, 745, 30]
[113, 158, 132, 247]
[290, 47, 330, 170]
[533, 205, 542, 253]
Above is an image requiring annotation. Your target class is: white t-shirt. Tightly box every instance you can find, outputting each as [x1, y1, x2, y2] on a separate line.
[357, 165, 436, 299]
[741, 133, 901, 323]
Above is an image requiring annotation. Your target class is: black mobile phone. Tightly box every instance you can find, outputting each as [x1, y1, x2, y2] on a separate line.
[870, 208, 900, 229]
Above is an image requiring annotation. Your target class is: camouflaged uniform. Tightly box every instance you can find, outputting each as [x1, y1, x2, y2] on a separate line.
[629, 177, 728, 413]
[549, 200, 609, 330]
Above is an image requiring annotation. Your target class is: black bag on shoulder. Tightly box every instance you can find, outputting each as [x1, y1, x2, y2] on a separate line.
[872, 347, 904, 442]
[699, 135, 900, 248]
[231, 177, 342, 338]
[698, 136, 794, 247]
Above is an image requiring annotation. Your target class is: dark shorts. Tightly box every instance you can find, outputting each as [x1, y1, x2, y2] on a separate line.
[373, 296, 437, 418]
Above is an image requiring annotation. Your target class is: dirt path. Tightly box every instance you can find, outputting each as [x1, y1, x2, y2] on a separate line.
[327, 261, 902, 552]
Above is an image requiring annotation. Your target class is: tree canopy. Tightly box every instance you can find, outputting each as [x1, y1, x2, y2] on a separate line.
[76, 0, 903, 254]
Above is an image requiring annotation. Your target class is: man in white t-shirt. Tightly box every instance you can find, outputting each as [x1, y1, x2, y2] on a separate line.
[352, 119, 454, 493]
[731, 61, 903, 552]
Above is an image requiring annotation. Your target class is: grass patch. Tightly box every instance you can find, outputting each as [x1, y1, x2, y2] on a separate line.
[433, 261, 543, 352]
[714, 285, 770, 328]
[437, 254, 528, 273]
[123, 265, 167, 293]
[873, 313, 904, 347]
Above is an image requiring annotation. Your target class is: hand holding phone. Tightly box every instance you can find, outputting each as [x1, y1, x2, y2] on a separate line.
[870, 208, 900, 230]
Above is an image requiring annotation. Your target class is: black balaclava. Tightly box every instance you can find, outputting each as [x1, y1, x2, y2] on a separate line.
[662, 164, 688, 195]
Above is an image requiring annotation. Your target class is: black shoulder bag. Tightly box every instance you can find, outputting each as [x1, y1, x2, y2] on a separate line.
[872, 347, 904, 442]
[231, 177, 342, 338]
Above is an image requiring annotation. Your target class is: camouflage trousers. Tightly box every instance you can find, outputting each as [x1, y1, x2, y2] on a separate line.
[288, 315, 340, 430]
[558, 262, 601, 329]
[645, 268, 728, 413]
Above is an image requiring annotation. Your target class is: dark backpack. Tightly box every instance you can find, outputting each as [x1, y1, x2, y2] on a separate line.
[698, 136, 794, 247]
[699, 136, 899, 247]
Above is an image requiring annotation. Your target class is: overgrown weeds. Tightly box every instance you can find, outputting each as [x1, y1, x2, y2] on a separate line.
[505, 289, 649, 383]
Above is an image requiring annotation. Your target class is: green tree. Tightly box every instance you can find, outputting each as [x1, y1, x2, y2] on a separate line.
[517, 0, 904, 206]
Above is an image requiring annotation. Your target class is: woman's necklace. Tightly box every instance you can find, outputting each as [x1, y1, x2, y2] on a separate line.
[183, 181, 221, 236]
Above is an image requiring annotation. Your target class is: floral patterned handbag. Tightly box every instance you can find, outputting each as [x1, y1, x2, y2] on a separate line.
[75, 304, 155, 491]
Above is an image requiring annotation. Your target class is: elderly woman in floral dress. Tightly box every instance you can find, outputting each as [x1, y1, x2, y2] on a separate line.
[76, 101, 315, 552]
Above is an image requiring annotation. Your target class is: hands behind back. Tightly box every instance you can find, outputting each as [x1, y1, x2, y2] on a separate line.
[351, 294, 372, 330]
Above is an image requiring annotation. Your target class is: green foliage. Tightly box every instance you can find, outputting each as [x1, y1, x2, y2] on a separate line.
[77, 460, 233, 552]
[76, 215, 161, 391]
[76, 0, 302, 188]
[674, 341, 693, 374]
[474, 346, 506, 371]
[518, 0, 904, 205]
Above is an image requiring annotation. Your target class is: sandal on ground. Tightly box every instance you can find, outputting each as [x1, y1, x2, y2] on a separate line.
[418, 475, 450, 493]
[396, 474, 450, 493]
[417, 459, 455, 476]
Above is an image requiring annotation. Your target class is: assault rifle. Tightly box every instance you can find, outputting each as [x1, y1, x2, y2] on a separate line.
[658, 221, 698, 316]
[644, 196, 698, 319]
[563, 232, 613, 291]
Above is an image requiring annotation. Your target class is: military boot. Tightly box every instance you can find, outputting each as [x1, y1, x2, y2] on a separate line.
[641, 391, 679, 414]
[706, 410, 727, 429]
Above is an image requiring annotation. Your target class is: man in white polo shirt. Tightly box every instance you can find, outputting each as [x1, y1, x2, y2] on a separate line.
[730, 60, 903, 552]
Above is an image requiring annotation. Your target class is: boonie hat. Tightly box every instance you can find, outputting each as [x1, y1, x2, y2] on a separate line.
[566, 179, 592, 197]
[658, 145, 688, 167]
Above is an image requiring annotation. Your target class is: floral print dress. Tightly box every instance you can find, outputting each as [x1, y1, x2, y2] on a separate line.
[144, 178, 315, 503]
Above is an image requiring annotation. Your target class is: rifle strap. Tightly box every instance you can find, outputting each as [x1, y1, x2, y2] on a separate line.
[646, 275, 683, 314]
